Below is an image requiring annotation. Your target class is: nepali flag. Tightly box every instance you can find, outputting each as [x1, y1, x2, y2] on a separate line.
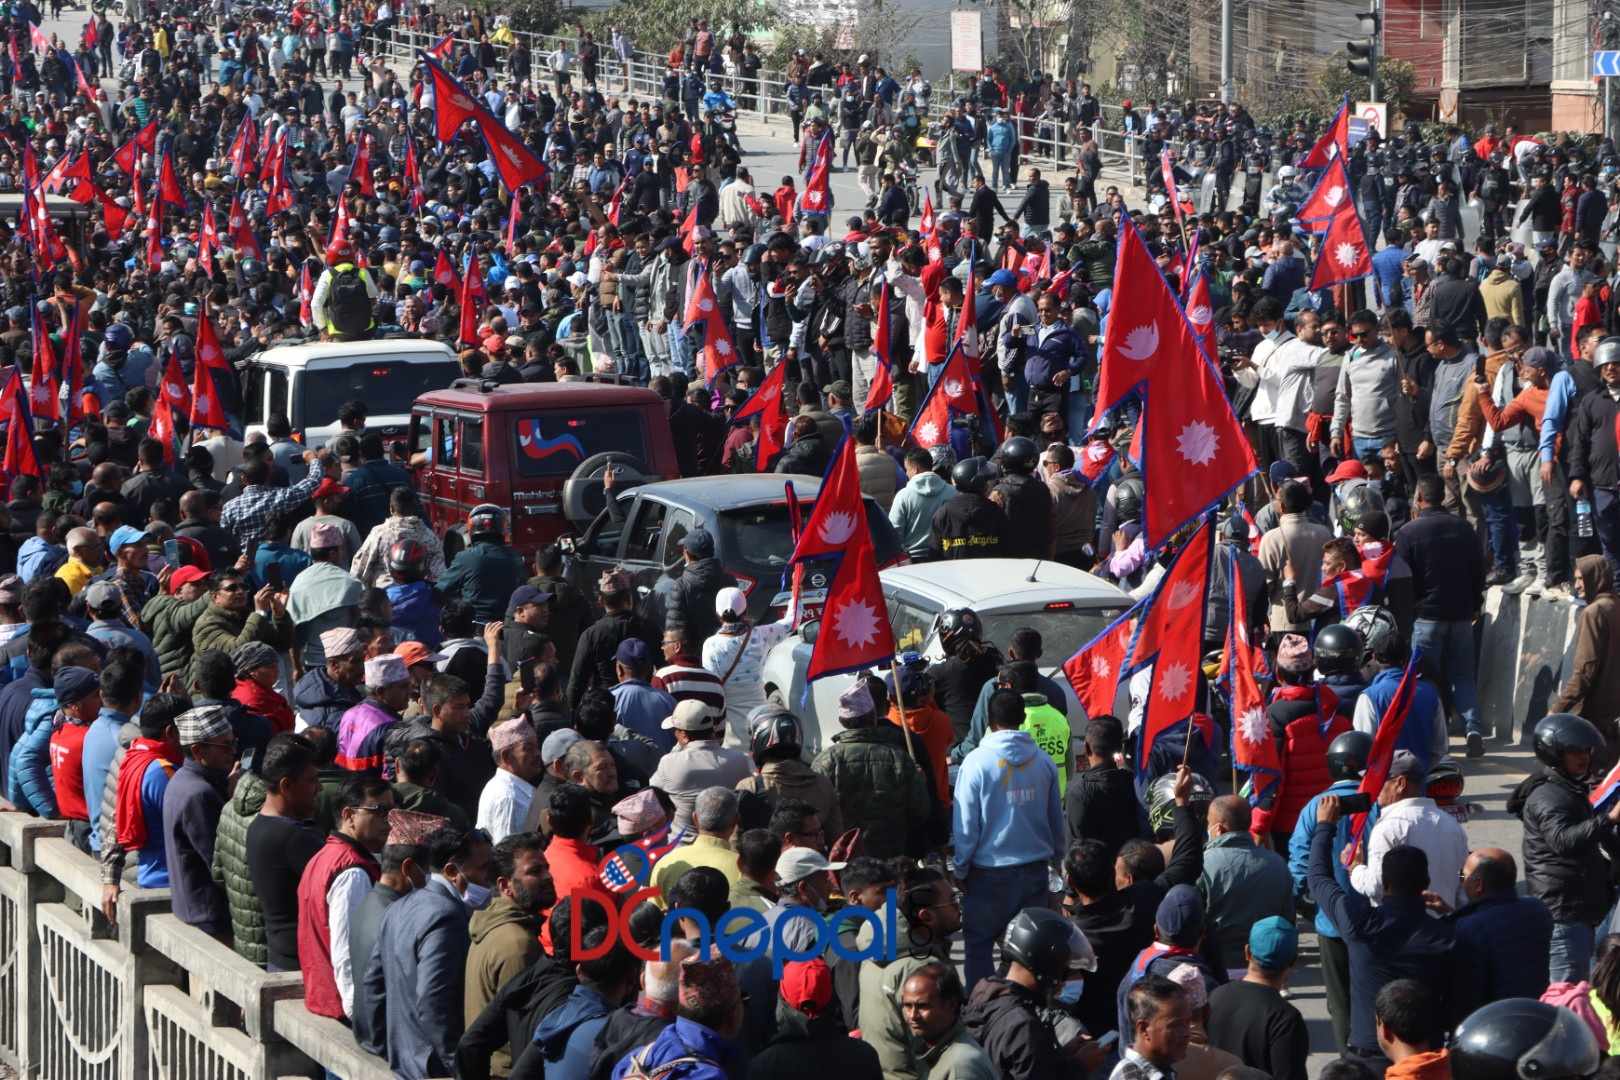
[147, 394, 177, 464]
[684, 267, 739, 383]
[679, 206, 699, 254]
[419, 50, 481, 144]
[198, 201, 217, 276]
[1091, 216, 1256, 551]
[504, 188, 522, 255]
[793, 436, 896, 682]
[1237, 496, 1262, 556]
[298, 263, 314, 326]
[919, 190, 940, 261]
[226, 193, 260, 258]
[27, 20, 48, 52]
[346, 132, 376, 197]
[1184, 269, 1216, 362]
[326, 196, 353, 262]
[1296, 154, 1355, 233]
[606, 179, 626, 226]
[1342, 648, 1424, 866]
[158, 350, 191, 420]
[226, 113, 255, 178]
[1227, 547, 1280, 804]
[954, 263, 981, 369]
[799, 133, 832, 217]
[27, 307, 59, 423]
[157, 149, 185, 207]
[904, 341, 982, 451]
[429, 32, 456, 60]
[865, 282, 895, 413]
[1300, 95, 1350, 170]
[457, 249, 488, 347]
[731, 356, 790, 472]
[1592, 761, 1620, 814]
[404, 133, 424, 211]
[266, 142, 297, 215]
[1062, 602, 1141, 721]
[190, 306, 232, 432]
[1120, 517, 1215, 781]
[113, 116, 158, 175]
[1160, 148, 1190, 228]
[1310, 195, 1374, 291]
[1076, 438, 1115, 488]
[0, 370, 41, 481]
[61, 48, 93, 101]
[41, 151, 89, 197]
[476, 110, 547, 193]
[433, 248, 461, 292]
[144, 187, 163, 270]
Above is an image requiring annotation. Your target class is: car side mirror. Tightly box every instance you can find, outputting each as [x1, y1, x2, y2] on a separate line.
[801, 618, 820, 645]
[557, 536, 577, 556]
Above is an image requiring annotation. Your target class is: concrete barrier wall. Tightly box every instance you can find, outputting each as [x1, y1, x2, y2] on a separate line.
[1478, 586, 1583, 748]
[0, 814, 395, 1080]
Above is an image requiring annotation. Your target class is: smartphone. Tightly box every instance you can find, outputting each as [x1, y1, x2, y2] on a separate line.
[1338, 793, 1373, 815]
[1096, 1032, 1120, 1051]
[264, 562, 284, 590]
[163, 539, 180, 566]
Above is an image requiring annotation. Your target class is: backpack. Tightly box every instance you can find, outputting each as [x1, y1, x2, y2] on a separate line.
[328, 265, 371, 337]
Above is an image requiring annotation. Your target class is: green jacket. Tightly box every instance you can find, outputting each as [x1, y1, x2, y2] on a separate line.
[1019, 693, 1072, 795]
[190, 604, 293, 682]
[391, 780, 472, 832]
[212, 772, 268, 966]
[812, 725, 931, 860]
[857, 911, 952, 1080]
[141, 593, 212, 676]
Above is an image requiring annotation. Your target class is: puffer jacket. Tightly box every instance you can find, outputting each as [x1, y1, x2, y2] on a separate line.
[141, 592, 212, 676]
[212, 771, 269, 965]
[855, 445, 898, 511]
[6, 688, 59, 816]
[292, 667, 364, 733]
[811, 724, 932, 859]
[663, 558, 738, 645]
[1510, 766, 1620, 925]
[737, 757, 843, 839]
[963, 976, 1064, 1080]
[1253, 684, 1350, 838]
[92, 720, 138, 857]
[190, 604, 293, 682]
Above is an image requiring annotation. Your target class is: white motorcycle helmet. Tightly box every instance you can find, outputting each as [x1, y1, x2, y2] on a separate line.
[1277, 164, 1298, 182]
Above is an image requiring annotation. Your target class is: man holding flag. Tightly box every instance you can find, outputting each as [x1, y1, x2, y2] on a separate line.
[1513, 712, 1620, 983]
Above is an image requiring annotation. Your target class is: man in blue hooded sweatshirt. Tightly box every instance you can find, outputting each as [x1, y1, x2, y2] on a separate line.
[952, 687, 1065, 993]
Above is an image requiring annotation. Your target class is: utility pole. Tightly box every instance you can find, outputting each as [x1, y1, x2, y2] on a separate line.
[1219, 0, 1233, 103]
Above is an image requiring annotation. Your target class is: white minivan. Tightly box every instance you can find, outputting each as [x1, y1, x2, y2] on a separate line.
[240, 339, 461, 449]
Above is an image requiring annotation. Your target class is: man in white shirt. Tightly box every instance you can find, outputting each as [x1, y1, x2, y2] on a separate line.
[1348, 750, 1469, 909]
[476, 719, 543, 843]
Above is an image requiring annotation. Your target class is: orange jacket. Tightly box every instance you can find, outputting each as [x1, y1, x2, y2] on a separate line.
[888, 702, 953, 803]
[1385, 1050, 1453, 1080]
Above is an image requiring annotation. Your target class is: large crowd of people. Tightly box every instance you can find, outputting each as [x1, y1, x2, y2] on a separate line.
[9, 2, 1620, 1080]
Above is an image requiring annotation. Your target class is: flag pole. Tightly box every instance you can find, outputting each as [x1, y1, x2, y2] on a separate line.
[888, 658, 918, 761]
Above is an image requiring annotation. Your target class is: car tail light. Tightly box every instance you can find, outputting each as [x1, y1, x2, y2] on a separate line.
[1044, 601, 1074, 610]
[728, 570, 758, 597]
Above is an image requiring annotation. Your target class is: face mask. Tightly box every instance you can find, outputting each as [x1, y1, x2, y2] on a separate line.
[462, 882, 493, 910]
[1056, 977, 1085, 1005]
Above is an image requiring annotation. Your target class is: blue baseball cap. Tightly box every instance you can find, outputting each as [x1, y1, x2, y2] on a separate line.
[986, 268, 1019, 289]
[1248, 915, 1298, 971]
[108, 525, 149, 555]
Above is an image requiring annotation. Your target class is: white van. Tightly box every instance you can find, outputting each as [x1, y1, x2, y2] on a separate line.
[240, 339, 461, 449]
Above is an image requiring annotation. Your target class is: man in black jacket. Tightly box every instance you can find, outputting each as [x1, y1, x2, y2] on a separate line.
[653, 529, 736, 644]
[968, 173, 1012, 243]
[1065, 715, 1142, 857]
[1509, 713, 1620, 983]
[1009, 167, 1050, 231]
[1567, 344, 1620, 576]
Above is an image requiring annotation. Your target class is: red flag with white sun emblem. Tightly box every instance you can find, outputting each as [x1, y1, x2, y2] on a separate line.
[904, 343, 981, 450]
[1296, 154, 1354, 234]
[1121, 518, 1214, 781]
[1091, 218, 1256, 551]
[1310, 193, 1374, 291]
[1225, 545, 1279, 803]
[794, 437, 894, 681]
[1062, 602, 1141, 721]
[1183, 269, 1217, 362]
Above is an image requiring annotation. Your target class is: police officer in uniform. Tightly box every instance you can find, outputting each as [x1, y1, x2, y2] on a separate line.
[991, 435, 1053, 560]
[930, 457, 1008, 560]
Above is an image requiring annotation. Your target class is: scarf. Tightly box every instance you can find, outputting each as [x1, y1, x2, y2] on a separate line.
[115, 737, 179, 851]
[234, 677, 295, 734]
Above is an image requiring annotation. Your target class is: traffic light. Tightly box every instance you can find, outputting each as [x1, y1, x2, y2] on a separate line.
[1347, 11, 1380, 78]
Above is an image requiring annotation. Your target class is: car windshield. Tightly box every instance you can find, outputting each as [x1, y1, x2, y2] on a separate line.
[716, 501, 902, 575]
[513, 410, 650, 477]
[298, 361, 460, 426]
[980, 606, 1130, 663]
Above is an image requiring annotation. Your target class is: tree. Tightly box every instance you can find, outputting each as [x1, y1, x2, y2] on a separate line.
[1317, 55, 1415, 119]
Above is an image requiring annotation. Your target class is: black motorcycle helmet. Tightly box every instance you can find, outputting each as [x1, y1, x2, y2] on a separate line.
[936, 608, 983, 651]
[1449, 999, 1601, 1080]
[747, 706, 803, 767]
[1107, 474, 1145, 525]
[1532, 713, 1605, 771]
[998, 435, 1039, 474]
[1002, 907, 1094, 983]
[1326, 730, 1374, 782]
[951, 456, 998, 496]
[1314, 624, 1365, 677]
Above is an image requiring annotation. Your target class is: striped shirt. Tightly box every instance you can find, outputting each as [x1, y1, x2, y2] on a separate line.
[652, 658, 725, 719]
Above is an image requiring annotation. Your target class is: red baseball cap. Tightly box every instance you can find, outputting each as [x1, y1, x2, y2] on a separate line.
[1324, 459, 1368, 485]
[779, 958, 833, 1018]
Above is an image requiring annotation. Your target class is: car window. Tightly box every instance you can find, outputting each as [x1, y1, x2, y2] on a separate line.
[410, 413, 431, 457]
[663, 510, 697, 557]
[241, 366, 265, 425]
[298, 360, 460, 427]
[979, 606, 1131, 665]
[268, 369, 288, 423]
[886, 593, 940, 654]
[461, 419, 485, 474]
[513, 410, 650, 478]
[623, 500, 668, 564]
[437, 416, 458, 469]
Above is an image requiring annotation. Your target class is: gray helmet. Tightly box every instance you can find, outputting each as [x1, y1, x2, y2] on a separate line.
[1146, 771, 1213, 834]
[1596, 337, 1620, 370]
[1338, 483, 1385, 535]
[929, 443, 958, 472]
[747, 706, 803, 766]
[1344, 604, 1399, 663]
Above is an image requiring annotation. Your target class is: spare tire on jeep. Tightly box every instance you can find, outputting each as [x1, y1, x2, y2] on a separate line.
[562, 452, 652, 528]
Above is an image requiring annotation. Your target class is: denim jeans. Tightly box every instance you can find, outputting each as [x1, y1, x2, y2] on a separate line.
[992, 152, 1015, 189]
[1411, 618, 1481, 737]
[1352, 435, 1388, 460]
[1481, 486, 1519, 574]
[962, 861, 1050, 992]
[1550, 920, 1596, 982]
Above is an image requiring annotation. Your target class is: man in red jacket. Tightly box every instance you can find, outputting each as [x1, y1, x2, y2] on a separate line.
[1252, 634, 1350, 851]
[296, 774, 395, 1019]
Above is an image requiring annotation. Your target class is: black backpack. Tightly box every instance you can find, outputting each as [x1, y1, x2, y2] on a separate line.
[328, 265, 371, 337]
